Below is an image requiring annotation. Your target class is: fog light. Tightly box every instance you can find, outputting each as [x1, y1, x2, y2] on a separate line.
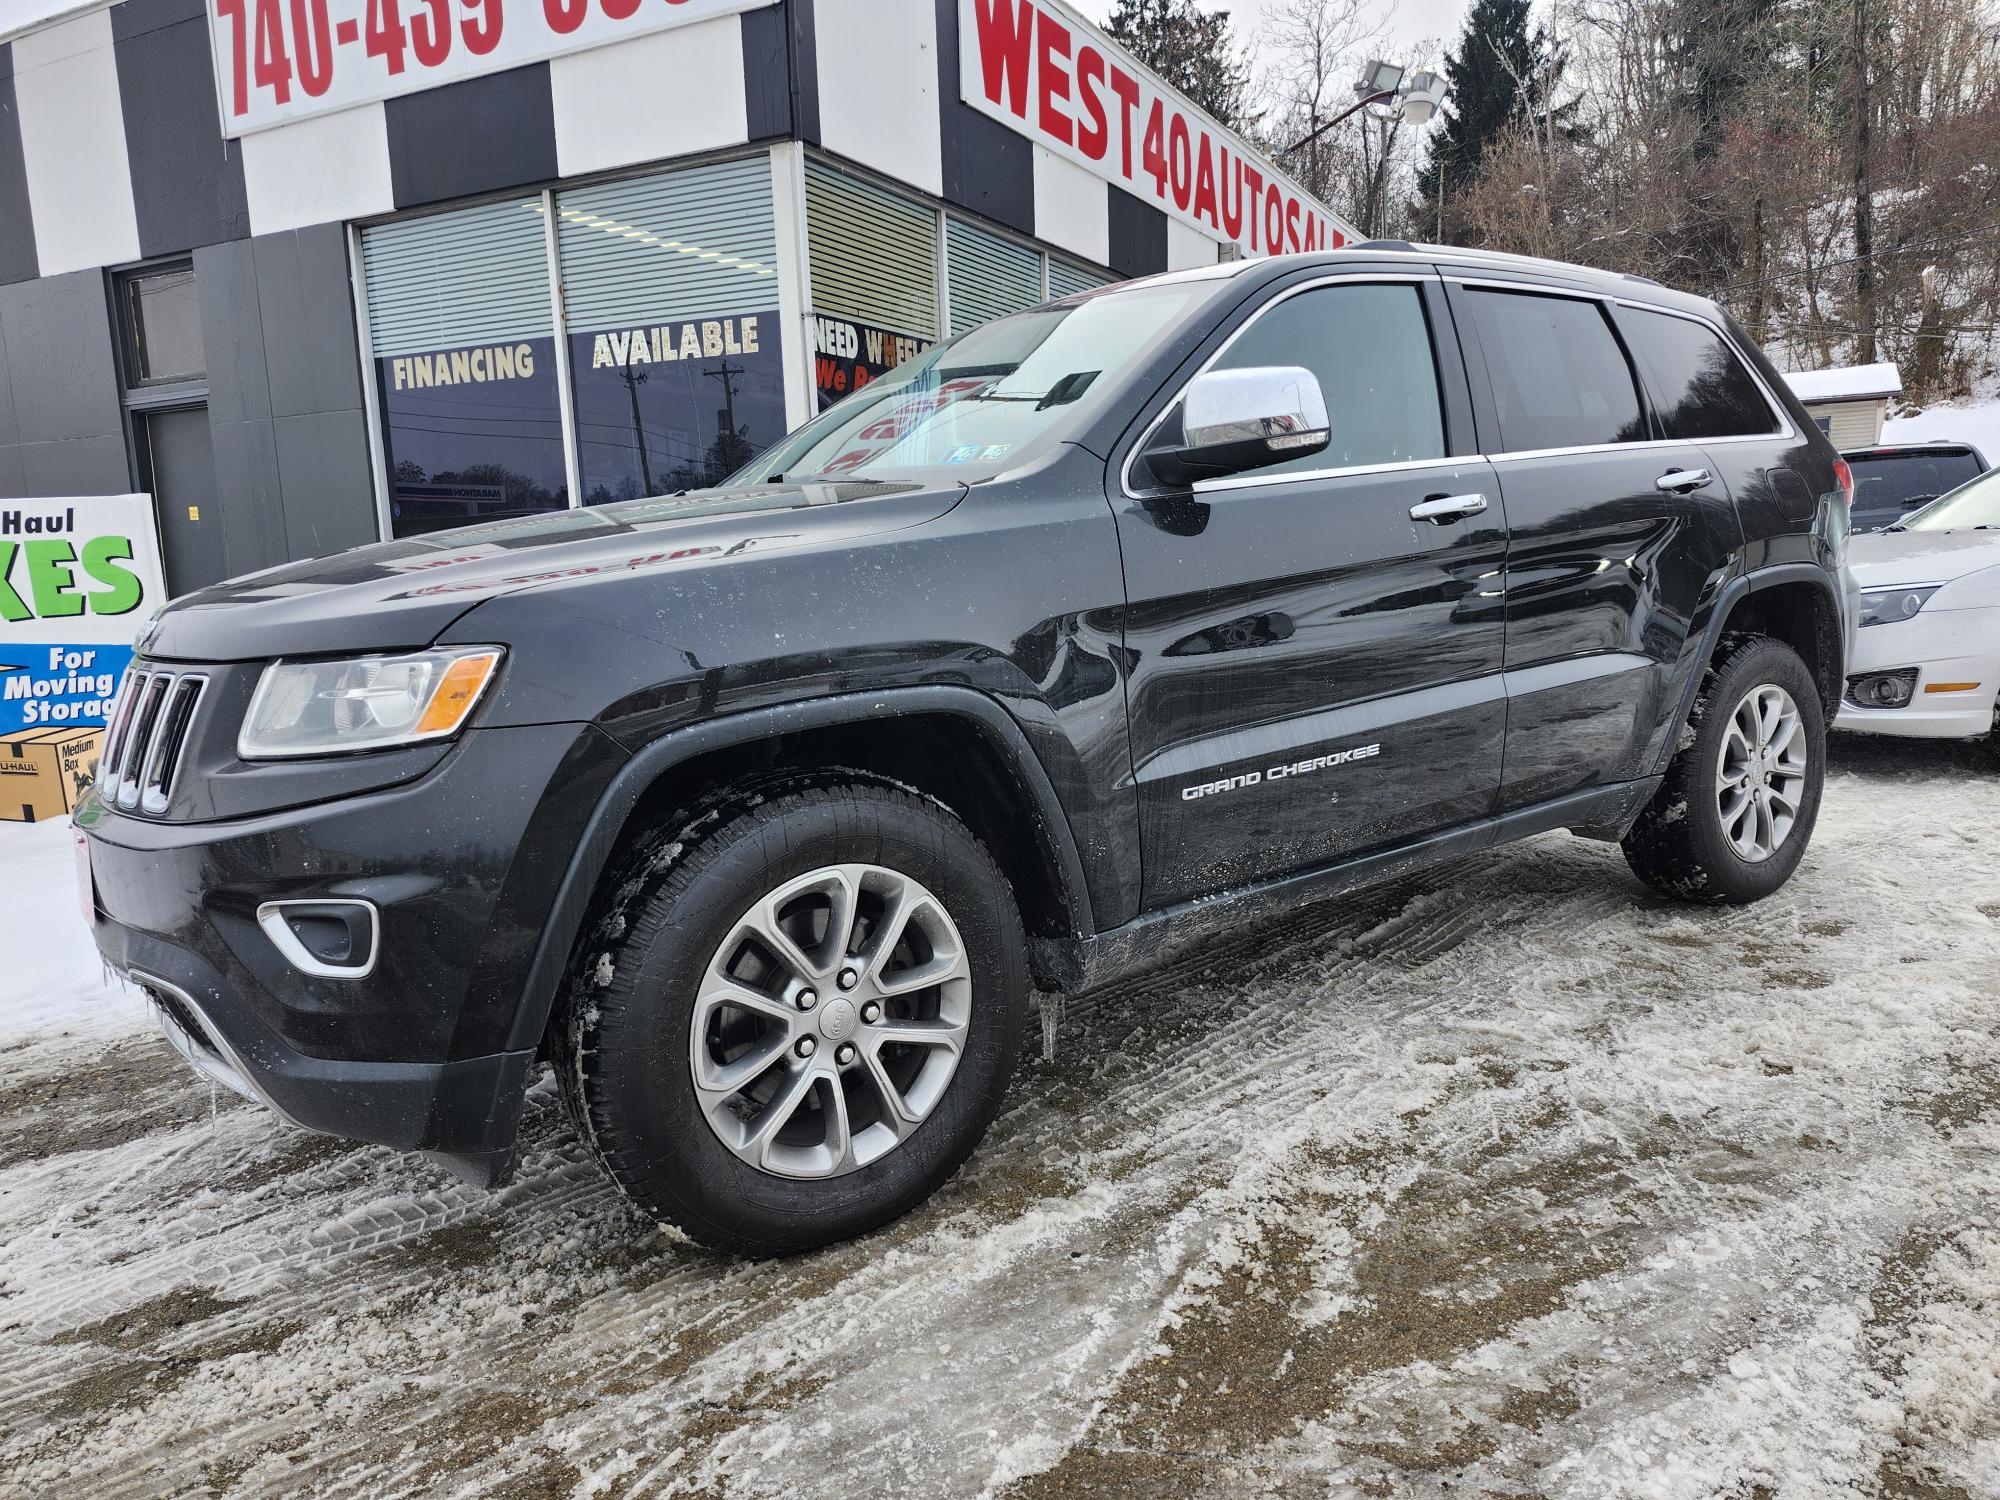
[1846, 669, 1919, 709]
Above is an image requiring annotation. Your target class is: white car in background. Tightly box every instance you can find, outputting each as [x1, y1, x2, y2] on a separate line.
[1840, 465, 2000, 741]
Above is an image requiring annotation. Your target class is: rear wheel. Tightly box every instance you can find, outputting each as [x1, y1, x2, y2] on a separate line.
[557, 778, 1028, 1255]
[1622, 635, 1826, 904]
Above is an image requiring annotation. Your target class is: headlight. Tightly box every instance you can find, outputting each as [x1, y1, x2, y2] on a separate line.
[1858, 585, 1940, 628]
[239, 647, 503, 759]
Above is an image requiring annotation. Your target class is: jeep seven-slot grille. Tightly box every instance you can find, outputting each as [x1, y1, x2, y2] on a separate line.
[98, 666, 207, 815]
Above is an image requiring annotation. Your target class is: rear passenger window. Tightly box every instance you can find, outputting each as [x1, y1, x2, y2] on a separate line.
[1617, 307, 1780, 439]
[1463, 290, 1647, 453]
[1213, 282, 1446, 476]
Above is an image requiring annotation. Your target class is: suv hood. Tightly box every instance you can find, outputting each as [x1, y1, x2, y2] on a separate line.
[1848, 527, 2000, 589]
[143, 480, 965, 662]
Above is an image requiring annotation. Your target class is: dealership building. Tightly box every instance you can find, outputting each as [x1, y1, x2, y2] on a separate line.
[0, 0, 1356, 594]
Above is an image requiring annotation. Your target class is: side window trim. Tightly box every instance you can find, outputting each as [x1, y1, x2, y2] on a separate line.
[1443, 273, 1796, 456]
[1118, 271, 1459, 499]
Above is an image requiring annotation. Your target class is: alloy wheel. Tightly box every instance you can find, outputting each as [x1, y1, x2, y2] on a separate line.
[1715, 683, 1809, 863]
[688, 864, 971, 1179]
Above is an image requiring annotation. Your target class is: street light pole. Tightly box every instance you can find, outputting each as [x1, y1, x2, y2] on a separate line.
[1278, 61, 1441, 163]
[1278, 89, 1399, 160]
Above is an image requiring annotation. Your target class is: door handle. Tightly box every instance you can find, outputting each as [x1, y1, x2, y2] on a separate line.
[1656, 468, 1712, 493]
[1409, 492, 1489, 524]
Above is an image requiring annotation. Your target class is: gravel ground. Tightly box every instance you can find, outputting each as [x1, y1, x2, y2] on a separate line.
[3, 733, 1998, 1499]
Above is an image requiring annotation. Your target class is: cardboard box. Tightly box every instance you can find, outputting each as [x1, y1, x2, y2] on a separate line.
[1, 727, 102, 823]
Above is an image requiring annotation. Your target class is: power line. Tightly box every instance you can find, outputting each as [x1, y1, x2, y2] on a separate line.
[1713, 218, 2000, 297]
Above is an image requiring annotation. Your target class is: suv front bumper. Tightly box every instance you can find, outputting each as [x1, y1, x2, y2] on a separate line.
[77, 720, 626, 1182]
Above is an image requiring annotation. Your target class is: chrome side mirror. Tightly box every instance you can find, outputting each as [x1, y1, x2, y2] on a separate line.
[1143, 366, 1331, 487]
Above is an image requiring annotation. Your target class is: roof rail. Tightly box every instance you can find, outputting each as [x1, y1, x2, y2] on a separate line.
[1351, 239, 1419, 253]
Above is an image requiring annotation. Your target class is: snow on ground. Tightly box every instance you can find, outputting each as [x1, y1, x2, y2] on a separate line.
[0, 817, 147, 1043]
[3, 735, 1999, 1498]
[1882, 394, 2000, 457]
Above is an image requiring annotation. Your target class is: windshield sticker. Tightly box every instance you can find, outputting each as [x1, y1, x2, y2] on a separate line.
[945, 445, 981, 464]
[980, 444, 1012, 460]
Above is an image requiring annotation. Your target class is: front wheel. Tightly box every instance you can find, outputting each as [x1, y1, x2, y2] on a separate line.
[557, 778, 1028, 1256]
[1622, 635, 1827, 904]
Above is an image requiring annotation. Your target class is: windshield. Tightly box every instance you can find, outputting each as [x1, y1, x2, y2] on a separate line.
[1900, 466, 2000, 531]
[1849, 448, 1986, 528]
[735, 281, 1215, 485]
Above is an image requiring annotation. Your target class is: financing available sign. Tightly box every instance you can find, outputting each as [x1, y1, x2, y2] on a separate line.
[0, 497, 167, 737]
[206, 0, 780, 137]
[960, 0, 1357, 259]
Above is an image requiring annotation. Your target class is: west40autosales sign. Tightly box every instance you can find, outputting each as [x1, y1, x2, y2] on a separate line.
[207, 0, 778, 136]
[961, 0, 1352, 260]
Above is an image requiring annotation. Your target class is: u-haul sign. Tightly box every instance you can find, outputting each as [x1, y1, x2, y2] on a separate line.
[959, 0, 1357, 260]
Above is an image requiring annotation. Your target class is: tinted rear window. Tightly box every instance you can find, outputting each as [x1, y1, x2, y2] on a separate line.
[1617, 307, 1780, 439]
[1464, 290, 1647, 452]
[1849, 450, 1987, 528]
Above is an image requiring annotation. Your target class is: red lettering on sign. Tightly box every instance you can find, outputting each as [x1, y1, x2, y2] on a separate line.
[1109, 65, 1140, 178]
[215, 0, 249, 115]
[955, 0, 1347, 261]
[1192, 131, 1219, 229]
[1242, 164, 1265, 251]
[291, 0, 333, 96]
[974, 0, 1035, 118]
[1168, 114, 1192, 210]
[1219, 147, 1243, 237]
[1141, 100, 1169, 194]
[544, 0, 587, 33]
[460, 0, 501, 56]
[1076, 46, 1109, 160]
[253, 0, 293, 102]
[1035, 9, 1072, 146]
[365, 0, 408, 74]
[409, 0, 450, 64]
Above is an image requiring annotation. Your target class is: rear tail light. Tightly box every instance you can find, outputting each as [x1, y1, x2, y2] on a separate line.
[1833, 457, 1855, 508]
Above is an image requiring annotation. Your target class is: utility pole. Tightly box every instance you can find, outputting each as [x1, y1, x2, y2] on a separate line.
[1852, 0, 1876, 363]
[707, 360, 744, 440]
[706, 360, 749, 482]
[620, 365, 654, 497]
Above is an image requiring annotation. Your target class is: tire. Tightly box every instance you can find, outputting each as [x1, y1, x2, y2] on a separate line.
[556, 775, 1028, 1256]
[1622, 634, 1827, 905]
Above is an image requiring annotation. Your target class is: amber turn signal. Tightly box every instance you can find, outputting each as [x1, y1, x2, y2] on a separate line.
[415, 651, 504, 735]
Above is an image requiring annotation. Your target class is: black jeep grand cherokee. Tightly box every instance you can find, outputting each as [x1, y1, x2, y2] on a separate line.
[78, 246, 1851, 1255]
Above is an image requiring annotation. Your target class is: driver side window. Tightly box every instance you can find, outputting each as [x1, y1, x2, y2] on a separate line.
[1212, 282, 1448, 478]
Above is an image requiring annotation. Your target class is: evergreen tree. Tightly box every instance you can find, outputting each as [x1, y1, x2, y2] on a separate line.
[1104, 0, 1254, 130]
[1418, 0, 1571, 221]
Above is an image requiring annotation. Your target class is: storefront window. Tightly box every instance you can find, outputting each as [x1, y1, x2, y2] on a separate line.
[1049, 257, 1113, 301]
[946, 218, 1042, 336]
[557, 159, 787, 502]
[361, 199, 570, 538]
[805, 164, 940, 412]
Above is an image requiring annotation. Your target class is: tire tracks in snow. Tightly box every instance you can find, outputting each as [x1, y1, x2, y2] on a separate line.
[2, 751, 1998, 1498]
